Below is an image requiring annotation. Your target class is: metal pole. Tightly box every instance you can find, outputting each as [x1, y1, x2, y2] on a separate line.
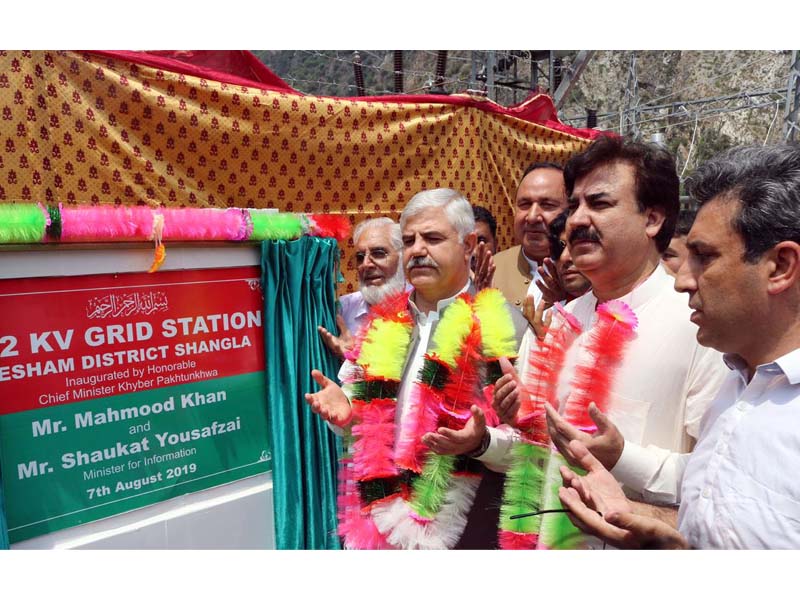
[470, 50, 478, 89]
[784, 50, 800, 141]
[352, 51, 365, 97]
[393, 51, 404, 94]
[487, 50, 496, 101]
[621, 52, 640, 139]
[430, 51, 448, 94]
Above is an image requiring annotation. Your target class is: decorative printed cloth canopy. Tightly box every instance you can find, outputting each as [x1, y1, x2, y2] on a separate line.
[0, 50, 601, 292]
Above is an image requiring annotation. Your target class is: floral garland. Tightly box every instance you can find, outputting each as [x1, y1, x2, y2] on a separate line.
[499, 300, 638, 550]
[337, 288, 518, 549]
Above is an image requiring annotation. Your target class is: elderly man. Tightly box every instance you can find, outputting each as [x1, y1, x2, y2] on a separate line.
[493, 136, 727, 549]
[557, 144, 800, 549]
[306, 188, 529, 549]
[493, 162, 568, 309]
[318, 217, 405, 360]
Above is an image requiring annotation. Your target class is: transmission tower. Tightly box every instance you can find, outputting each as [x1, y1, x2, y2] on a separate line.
[784, 51, 800, 141]
[619, 52, 641, 140]
[621, 53, 641, 139]
[552, 51, 594, 109]
[472, 51, 590, 107]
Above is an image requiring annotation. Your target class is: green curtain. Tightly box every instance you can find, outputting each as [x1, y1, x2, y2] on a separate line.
[262, 237, 342, 550]
[0, 467, 7, 549]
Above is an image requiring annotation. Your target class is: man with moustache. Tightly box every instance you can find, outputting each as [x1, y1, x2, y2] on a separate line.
[556, 144, 800, 549]
[306, 188, 529, 549]
[493, 162, 568, 309]
[493, 136, 727, 548]
[522, 211, 593, 339]
[318, 217, 406, 360]
[547, 211, 592, 302]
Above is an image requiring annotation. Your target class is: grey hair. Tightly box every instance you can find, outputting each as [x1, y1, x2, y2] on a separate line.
[686, 144, 800, 263]
[400, 188, 475, 242]
[353, 217, 402, 252]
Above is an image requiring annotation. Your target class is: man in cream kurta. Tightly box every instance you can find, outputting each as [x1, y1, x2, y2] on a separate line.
[496, 136, 728, 548]
[547, 144, 800, 550]
[557, 265, 725, 485]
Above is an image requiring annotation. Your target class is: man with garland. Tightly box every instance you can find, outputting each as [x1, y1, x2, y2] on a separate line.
[318, 217, 406, 360]
[555, 144, 800, 549]
[493, 136, 728, 549]
[305, 188, 529, 549]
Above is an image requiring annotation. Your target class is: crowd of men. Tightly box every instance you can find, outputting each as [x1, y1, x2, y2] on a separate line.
[306, 135, 800, 550]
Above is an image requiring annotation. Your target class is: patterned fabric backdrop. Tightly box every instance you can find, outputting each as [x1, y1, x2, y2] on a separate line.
[0, 50, 600, 293]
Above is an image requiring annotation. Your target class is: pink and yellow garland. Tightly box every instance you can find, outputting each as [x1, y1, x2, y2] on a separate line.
[336, 288, 518, 549]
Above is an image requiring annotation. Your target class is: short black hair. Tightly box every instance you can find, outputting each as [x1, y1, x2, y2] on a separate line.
[686, 144, 800, 263]
[563, 135, 680, 253]
[472, 205, 497, 239]
[548, 210, 569, 261]
[674, 208, 697, 237]
[522, 161, 564, 180]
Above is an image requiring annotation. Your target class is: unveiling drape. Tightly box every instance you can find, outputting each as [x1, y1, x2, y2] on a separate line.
[261, 237, 342, 549]
[0, 50, 598, 296]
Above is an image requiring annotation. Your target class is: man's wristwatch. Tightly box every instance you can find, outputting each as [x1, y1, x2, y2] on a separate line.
[465, 429, 491, 458]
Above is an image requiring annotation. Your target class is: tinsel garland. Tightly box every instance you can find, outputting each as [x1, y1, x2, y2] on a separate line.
[394, 296, 476, 472]
[0, 203, 350, 244]
[498, 443, 551, 549]
[337, 288, 518, 549]
[336, 431, 393, 550]
[563, 300, 638, 430]
[370, 294, 482, 547]
[0, 204, 49, 244]
[498, 307, 582, 550]
[519, 305, 583, 445]
[45, 205, 61, 240]
[499, 300, 637, 550]
[537, 453, 586, 550]
[250, 211, 304, 241]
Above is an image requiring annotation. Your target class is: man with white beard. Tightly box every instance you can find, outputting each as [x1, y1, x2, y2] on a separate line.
[318, 217, 406, 360]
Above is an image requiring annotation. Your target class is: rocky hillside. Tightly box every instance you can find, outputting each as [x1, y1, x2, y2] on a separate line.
[253, 50, 793, 179]
[560, 50, 790, 172]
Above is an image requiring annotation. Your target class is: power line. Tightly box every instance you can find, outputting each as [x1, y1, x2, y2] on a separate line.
[292, 50, 522, 99]
[563, 88, 786, 132]
[634, 52, 781, 110]
[562, 52, 785, 124]
[298, 50, 450, 81]
[649, 98, 783, 134]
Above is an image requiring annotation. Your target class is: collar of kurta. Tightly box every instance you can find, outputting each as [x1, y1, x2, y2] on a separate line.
[723, 347, 800, 385]
[408, 279, 474, 322]
[588, 263, 670, 312]
[517, 246, 539, 278]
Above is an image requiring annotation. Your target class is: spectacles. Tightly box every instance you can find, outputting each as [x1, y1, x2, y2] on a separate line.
[355, 248, 391, 265]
